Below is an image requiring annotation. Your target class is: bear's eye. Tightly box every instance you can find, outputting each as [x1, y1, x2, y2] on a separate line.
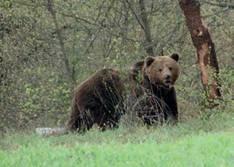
[159, 69, 162, 72]
[169, 67, 172, 71]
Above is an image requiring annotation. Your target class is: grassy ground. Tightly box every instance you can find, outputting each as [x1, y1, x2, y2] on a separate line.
[0, 111, 234, 167]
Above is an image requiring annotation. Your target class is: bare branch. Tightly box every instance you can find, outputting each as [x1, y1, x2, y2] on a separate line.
[126, 0, 154, 56]
[125, 0, 145, 30]
[203, 1, 234, 9]
[138, 0, 154, 56]
[46, 0, 75, 83]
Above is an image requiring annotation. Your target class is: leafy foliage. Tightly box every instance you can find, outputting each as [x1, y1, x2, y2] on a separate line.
[0, 0, 233, 131]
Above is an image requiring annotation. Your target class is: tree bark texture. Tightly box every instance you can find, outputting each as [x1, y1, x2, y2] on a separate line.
[139, 0, 154, 56]
[126, 0, 154, 56]
[47, 0, 75, 84]
[179, 0, 221, 100]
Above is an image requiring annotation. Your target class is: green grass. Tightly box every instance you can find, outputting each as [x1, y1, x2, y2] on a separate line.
[0, 112, 234, 167]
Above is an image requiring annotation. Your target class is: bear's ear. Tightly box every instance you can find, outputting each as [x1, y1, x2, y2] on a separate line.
[170, 53, 179, 62]
[145, 56, 155, 67]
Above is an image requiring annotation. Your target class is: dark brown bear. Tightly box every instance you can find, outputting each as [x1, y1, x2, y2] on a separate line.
[129, 54, 180, 125]
[67, 68, 125, 132]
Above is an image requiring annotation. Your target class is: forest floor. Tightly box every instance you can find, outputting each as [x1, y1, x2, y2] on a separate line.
[0, 111, 234, 167]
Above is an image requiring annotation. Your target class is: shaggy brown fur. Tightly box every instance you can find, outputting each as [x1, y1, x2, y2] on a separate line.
[67, 68, 125, 132]
[129, 54, 180, 125]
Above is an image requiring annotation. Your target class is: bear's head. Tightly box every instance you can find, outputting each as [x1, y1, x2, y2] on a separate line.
[143, 53, 180, 89]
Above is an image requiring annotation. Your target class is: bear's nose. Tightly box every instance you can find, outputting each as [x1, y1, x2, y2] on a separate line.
[165, 75, 171, 80]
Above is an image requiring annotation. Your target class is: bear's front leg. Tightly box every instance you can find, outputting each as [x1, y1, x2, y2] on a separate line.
[164, 87, 178, 123]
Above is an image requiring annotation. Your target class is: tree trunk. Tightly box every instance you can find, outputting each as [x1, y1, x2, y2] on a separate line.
[138, 0, 154, 56]
[47, 0, 75, 84]
[126, 0, 154, 56]
[178, 0, 221, 101]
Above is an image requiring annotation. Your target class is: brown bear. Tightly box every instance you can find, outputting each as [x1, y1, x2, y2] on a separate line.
[129, 53, 180, 125]
[67, 68, 125, 132]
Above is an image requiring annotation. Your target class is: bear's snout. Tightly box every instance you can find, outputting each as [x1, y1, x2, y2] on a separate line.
[165, 75, 171, 80]
[163, 73, 173, 87]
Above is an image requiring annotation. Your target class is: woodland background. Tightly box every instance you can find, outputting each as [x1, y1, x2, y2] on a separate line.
[0, 0, 233, 132]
